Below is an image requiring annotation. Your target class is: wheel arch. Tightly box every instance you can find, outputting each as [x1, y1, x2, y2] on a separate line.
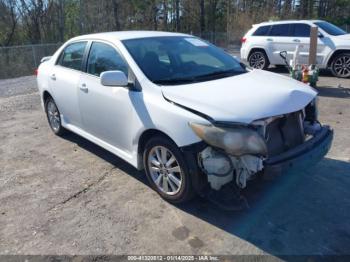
[248, 47, 271, 63]
[327, 49, 350, 67]
[42, 90, 53, 104]
[137, 128, 179, 170]
[136, 128, 208, 196]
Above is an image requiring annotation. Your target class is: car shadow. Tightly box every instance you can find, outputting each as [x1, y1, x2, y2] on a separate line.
[60, 132, 350, 255]
[267, 66, 332, 76]
[179, 157, 350, 255]
[61, 132, 146, 184]
[316, 86, 350, 99]
[267, 67, 350, 99]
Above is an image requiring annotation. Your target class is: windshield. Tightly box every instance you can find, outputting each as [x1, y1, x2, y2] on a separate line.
[315, 21, 347, 36]
[122, 36, 246, 85]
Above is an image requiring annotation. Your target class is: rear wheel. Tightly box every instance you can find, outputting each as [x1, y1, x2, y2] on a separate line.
[143, 136, 194, 203]
[248, 50, 270, 70]
[330, 53, 350, 78]
[45, 97, 66, 136]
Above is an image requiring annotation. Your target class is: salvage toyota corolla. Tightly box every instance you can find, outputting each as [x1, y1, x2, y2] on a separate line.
[37, 31, 333, 204]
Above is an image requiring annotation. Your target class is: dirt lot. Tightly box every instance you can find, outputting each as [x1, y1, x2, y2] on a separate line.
[0, 71, 350, 257]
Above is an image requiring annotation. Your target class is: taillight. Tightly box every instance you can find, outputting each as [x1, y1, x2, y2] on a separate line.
[241, 37, 247, 44]
[34, 68, 38, 76]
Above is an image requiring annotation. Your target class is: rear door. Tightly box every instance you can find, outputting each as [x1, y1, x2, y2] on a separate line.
[50, 41, 87, 127]
[267, 23, 296, 64]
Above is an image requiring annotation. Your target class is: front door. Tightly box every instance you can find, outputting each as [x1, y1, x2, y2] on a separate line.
[290, 23, 312, 65]
[78, 41, 134, 152]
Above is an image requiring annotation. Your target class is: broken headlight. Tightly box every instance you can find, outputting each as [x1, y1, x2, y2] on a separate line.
[305, 97, 318, 122]
[189, 122, 268, 157]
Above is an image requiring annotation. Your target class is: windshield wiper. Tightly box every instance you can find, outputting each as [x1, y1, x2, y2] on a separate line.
[153, 69, 245, 85]
[153, 77, 196, 85]
[192, 69, 243, 80]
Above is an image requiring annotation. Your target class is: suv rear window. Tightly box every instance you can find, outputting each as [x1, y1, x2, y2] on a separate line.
[269, 24, 290, 36]
[253, 25, 271, 36]
[291, 23, 311, 37]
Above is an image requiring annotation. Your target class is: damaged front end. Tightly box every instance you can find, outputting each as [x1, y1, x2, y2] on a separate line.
[190, 99, 333, 194]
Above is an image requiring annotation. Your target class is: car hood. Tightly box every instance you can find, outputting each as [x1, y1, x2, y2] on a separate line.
[334, 34, 350, 40]
[161, 70, 317, 124]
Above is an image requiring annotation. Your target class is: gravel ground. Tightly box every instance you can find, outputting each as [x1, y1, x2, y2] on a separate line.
[0, 71, 350, 257]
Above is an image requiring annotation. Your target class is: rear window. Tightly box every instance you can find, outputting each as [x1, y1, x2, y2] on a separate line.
[269, 24, 290, 36]
[57, 41, 87, 71]
[253, 25, 271, 36]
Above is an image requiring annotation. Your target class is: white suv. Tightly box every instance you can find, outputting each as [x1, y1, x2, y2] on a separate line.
[37, 31, 333, 205]
[240, 20, 350, 78]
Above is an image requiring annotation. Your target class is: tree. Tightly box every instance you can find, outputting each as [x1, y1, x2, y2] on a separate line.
[0, 0, 18, 46]
[2, 0, 350, 46]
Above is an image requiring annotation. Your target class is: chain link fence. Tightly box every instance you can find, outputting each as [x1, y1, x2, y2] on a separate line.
[0, 43, 62, 79]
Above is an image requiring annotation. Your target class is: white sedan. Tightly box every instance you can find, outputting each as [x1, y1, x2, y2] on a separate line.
[37, 31, 333, 205]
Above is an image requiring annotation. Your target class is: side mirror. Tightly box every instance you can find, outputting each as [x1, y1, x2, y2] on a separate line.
[318, 32, 324, 38]
[100, 70, 128, 87]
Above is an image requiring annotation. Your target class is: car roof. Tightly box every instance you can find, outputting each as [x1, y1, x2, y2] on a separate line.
[69, 31, 191, 43]
[253, 20, 324, 27]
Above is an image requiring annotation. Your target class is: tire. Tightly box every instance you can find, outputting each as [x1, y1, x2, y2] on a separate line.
[330, 53, 350, 78]
[248, 50, 270, 70]
[143, 136, 194, 203]
[45, 97, 66, 136]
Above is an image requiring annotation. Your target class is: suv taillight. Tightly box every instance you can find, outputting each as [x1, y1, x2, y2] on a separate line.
[241, 37, 247, 44]
[34, 68, 38, 76]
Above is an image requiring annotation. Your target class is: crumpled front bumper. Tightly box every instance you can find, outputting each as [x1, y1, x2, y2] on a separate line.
[263, 125, 333, 179]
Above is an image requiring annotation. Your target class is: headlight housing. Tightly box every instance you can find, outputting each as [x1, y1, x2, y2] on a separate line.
[189, 122, 268, 157]
[305, 97, 318, 122]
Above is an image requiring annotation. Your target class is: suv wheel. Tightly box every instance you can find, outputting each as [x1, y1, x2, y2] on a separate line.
[45, 97, 66, 136]
[143, 136, 194, 203]
[330, 53, 350, 78]
[248, 50, 270, 70]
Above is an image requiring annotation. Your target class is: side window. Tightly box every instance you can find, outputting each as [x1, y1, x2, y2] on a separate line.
[87, 42, 128, 77]
[253, 25, 271, 36]
[292, 23, 311, 37]
[269, 24, 291, 37]
[57, 42, 87, 71]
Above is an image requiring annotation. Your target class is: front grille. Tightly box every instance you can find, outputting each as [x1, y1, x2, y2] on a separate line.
[265, 111, 305, 157]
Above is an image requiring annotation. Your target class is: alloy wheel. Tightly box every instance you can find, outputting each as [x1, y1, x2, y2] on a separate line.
[333, 55, 350, 78]
[47, 100, 61, 132]
[249, 52, 266, 69]
[147, 146, 183, 196]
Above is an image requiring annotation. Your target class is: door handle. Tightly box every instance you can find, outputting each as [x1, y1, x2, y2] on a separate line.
[80, 83, 88, 92]
[50, 74, 56, 80]
[293, 39, 301, 43]
[266, 38, 273, 42]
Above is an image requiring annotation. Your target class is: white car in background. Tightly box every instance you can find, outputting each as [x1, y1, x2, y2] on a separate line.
[240, 20, 350, 78]
[37, 31, 333, 206]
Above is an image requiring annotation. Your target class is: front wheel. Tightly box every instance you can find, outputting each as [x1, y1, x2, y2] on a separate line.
[248, 50, 270, 70]
[330, 53, 350, 78]
[143, 136, 194, 203]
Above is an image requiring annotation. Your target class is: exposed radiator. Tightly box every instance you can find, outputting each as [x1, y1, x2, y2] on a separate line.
[264, 111, 305, 157]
